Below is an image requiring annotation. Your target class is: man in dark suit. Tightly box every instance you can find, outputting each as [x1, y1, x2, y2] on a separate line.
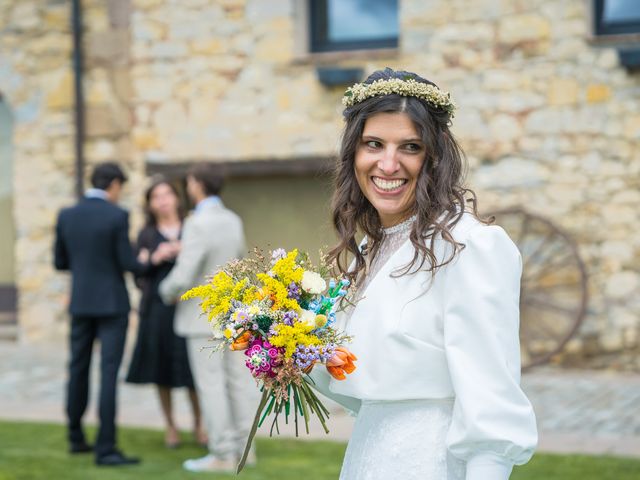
[54, 162, 150, 466]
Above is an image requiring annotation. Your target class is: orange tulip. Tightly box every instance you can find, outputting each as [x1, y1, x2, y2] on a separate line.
[230, 331, 252, 351]
[326, 347, 357, 381]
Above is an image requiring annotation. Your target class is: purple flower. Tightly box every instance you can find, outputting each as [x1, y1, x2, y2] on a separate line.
[292, 344, 325, 370]
[271, 248, 287, 263]
[287, 282, 301, 300]
[283, 310, 298, 326]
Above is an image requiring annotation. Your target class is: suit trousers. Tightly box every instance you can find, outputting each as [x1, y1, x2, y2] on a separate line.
[66, 314, 128, 456]
[186, 337, 259, 459]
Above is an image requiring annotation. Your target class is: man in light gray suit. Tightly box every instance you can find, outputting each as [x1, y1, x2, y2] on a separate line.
[159, 163, 258, 473]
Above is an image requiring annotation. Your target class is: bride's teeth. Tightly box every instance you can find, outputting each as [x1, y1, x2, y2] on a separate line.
[373, 177, 406, 191]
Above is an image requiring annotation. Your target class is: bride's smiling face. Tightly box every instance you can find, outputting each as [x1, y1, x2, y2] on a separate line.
[354, 112, 426, 228]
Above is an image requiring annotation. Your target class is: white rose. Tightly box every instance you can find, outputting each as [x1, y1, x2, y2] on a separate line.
[299, 309, 317, 328]
[301, 270, 327, 294]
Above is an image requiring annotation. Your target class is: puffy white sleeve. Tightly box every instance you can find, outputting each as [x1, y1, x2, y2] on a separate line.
[444, 225, 537, 480]
[306, 367, 362, 417]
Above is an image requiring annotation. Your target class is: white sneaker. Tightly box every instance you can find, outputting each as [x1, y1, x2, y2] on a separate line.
[182, 454, 236, 473]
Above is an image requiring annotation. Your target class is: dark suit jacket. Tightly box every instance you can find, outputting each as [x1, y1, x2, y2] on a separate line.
[54, 197, 145, 317]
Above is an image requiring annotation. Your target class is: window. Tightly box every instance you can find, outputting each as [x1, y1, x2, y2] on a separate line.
[594, 0, 640, 36]
[309, 0, 399, 53]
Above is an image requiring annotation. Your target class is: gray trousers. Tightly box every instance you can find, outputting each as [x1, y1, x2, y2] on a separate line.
[186, 337, 259, 459]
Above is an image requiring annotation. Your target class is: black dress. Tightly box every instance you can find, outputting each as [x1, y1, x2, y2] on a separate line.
[126, 225, 195, 388]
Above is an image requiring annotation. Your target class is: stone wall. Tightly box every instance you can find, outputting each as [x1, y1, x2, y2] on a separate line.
[0, 0, 75, 341]
[2, 0, 639, 363]
[128, 0, 640, 361]
[0, 0, 142, 341]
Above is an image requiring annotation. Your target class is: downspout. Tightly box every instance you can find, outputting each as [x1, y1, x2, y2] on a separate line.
[71, 0, 85, 199]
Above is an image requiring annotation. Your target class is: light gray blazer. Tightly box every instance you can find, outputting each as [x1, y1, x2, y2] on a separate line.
[159, 202, 246, 338]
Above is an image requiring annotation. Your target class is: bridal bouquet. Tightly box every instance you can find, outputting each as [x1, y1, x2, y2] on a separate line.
[182, 248, 357, 472]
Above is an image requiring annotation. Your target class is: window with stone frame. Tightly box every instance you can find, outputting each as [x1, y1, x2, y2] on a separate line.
[592, 0, 640, 70]
[593, 0, 640, 37]
[309, 0, 399, 53]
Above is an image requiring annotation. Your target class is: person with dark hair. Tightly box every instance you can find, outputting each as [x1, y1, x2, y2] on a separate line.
[307, 68, 538, 479]
[185, 162, 225, 197]
[90, 162, 127, 191]
[159, 163, 258, 473]
[125, 178, 206, 449]
[54, 162, 149, 466]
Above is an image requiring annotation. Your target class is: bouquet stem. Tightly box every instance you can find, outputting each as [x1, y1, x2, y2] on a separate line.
[235, 379, 333, 473]
[237, 389, 271, 474]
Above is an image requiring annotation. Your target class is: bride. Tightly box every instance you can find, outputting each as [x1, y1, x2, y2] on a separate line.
[309, 68, 537, 480]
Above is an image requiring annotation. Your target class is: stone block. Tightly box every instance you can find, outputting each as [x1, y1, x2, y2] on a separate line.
[255, 32, 292, 63]
[27, 33, 71, 55]
[133, 128, 161, 150]
[107, 0, 131, 28]
[482, 70, 522, 91]
[85, 104, 131, 137]
[86, 70, 114, 107]
[84, 4, 110, 30]
[46, 72, 73, 110]
[135, 0, 164, 10]
[135, 105, 151, 125]
[623, 115, 640, 139]
[149, 41, 187, 59]
[133, 77, 173, 102]
[597, 49, 619, 69]
[547, 78, 579, 106]
[43, 5, 69, 32]
[9, 2, 40, 30]
[605, 271, 639, 300]
[451, 109, 489, 140]
[601, 240, 634, 264]
[489, 114, 522, 141]
[211, 55, 245, 74]
[86, 30, 130, 67]
[111, 68, 133, 102]
[153, 100, 187, 134]
[86, 139, 117, 161]
[247, 0, 289, 22]
[498, 14, 551, 45]
[132, 17, 166, 42]
[190, 39, 225, 56]
[586, 84, 611, 103]
[599, 331, 624, 352]
[524, 108, 564, 134]
[474, 157, 546, 190]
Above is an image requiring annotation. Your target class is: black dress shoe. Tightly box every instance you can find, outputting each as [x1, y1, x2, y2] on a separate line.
[95, 450, 141, 466]
[69, 442, 93, 454]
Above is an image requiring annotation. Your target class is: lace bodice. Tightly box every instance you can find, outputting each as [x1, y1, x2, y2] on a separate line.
[357, 214, 417, 295]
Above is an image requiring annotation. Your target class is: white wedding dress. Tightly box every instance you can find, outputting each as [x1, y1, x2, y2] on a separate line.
[309, 214, 537, 480]
[341, 398, 465, 479]
[339, 218, 464, 480]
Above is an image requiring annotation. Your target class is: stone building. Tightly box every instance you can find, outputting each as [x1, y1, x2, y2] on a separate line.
[0, 0, 638, 367]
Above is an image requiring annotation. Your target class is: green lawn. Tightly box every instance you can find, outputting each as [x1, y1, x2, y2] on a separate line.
[0, 421, 638, 479]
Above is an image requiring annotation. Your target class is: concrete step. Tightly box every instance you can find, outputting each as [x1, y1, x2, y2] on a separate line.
[0, 323, 18, 341]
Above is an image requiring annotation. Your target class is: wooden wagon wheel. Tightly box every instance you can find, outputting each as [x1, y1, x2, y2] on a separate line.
[489, 207, 588, 370]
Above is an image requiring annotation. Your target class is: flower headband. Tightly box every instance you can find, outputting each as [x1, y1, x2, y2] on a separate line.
[342, 77, 456, 117]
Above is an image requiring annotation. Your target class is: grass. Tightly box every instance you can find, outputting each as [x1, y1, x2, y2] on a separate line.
[0, 421, 639, 479]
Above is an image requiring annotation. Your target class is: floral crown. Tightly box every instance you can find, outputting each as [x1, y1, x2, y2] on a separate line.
[342, 77, 456, 117]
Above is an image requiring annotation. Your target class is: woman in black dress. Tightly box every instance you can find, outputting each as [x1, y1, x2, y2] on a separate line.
[127, 178, 207, 448]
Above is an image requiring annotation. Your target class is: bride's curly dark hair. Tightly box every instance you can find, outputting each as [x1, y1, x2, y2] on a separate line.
[328, 67, 484, 283]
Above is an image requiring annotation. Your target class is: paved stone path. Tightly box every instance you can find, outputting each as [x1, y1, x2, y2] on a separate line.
[1, 342, 639, 458]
